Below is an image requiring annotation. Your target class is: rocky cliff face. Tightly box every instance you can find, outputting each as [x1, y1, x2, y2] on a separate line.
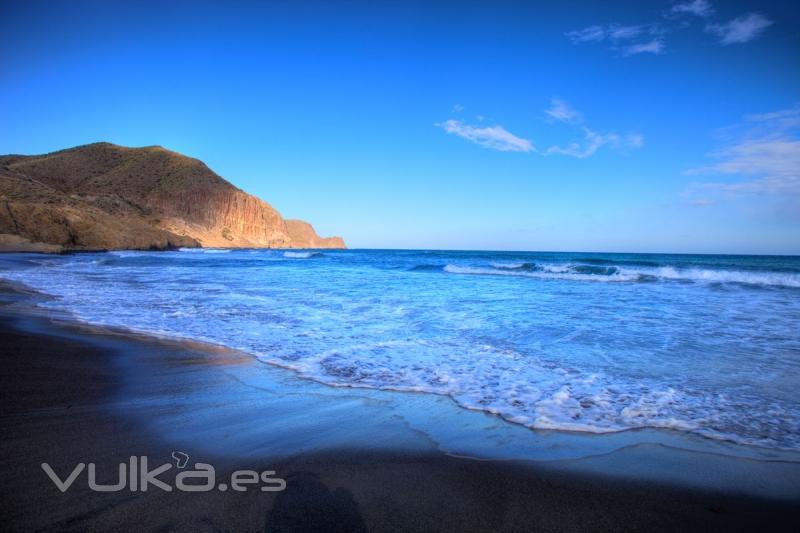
[285, 220, 346, 249]
[0, 143, 345, 252]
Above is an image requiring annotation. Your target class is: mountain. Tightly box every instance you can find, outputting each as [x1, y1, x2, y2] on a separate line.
[0, 143, 345, 252]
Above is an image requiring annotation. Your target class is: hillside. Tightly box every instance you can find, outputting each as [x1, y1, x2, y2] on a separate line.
[0, 143, 345, 252]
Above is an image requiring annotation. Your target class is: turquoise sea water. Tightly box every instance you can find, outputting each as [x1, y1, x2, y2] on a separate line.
[2, 249, 799, 451]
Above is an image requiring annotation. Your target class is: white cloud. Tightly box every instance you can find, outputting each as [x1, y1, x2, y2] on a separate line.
[565, 25, 606, 43]
[437, 100, 642, 158]
[436, 119, 534, 153]
[745, 106, 800, 133]
[622, 38, 665, 56]
[687, 106, 800, 196]
[547, 127, 643, 159]
[542, 99, 643, 158]
[547, 128, 619, 158]
[568, 4, 773, 55]
[671, 0, 713, 18]
[608, 24, 646, 40]
[626, 133, 645, 148]
[452, 104, 464, 113]
[692, 139, 800, 193]
[566, 23, 656, 45]
[706, 13, 772, 45]
[566, 23, 666, 56]
[545, 98, 582, 124]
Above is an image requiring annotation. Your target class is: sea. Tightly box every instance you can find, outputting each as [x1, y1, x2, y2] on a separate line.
[2, 248, 799, 452]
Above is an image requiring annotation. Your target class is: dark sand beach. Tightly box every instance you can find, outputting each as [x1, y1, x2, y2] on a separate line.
[1, 283, 798, 532]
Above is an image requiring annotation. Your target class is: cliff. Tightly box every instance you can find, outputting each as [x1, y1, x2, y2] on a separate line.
[285, 220, 346, 249]
[0, 143, 345, 252]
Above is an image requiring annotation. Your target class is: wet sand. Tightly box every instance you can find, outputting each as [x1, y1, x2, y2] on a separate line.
[0, 283, 798, 532]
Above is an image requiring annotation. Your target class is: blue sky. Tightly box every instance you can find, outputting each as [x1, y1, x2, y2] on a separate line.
[2, 0, 798, 254]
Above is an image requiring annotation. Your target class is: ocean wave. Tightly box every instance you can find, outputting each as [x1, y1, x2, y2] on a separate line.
[283, 251, 323, 259]
[409, 264, 444, 272]
[489, 261, 540, 271]
[489, 262, 618, 275]
[444, 264, 639, 282]
[643, 266, 800, 288]
[572, 257, 662, 268]
[443, 263, 800, 287]
[178, 248, 231, 254]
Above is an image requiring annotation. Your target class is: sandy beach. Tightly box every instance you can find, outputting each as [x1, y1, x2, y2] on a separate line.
[0, 281, 798, 532]
[4, 0, 800, 529]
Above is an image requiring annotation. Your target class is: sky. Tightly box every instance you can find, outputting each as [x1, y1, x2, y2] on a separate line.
[2, 0, 799, 254]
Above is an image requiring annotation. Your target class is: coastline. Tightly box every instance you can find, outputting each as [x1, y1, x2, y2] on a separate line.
[1, 280, 799, 531]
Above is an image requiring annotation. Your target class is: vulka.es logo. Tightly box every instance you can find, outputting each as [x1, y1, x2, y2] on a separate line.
[41, 453, 287, 493]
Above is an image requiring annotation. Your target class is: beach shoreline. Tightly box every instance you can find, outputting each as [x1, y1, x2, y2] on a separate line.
[1, 281, 799, 531]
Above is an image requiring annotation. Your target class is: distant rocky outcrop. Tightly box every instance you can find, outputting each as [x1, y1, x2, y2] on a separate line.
[0, 143, 345, 252]
[285, 220, 346, 249]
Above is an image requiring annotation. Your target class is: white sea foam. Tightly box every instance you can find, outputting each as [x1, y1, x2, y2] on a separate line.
[489, 261, 527, 269]
[642, 266, 800, 288]
[443, 263, 800, 288]
[178, 248, 231, 253]
[283, 251, 320, 259]
[443, 264, 640, 282]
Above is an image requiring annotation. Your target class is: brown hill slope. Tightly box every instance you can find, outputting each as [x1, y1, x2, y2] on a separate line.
[0, 143, 345, 252]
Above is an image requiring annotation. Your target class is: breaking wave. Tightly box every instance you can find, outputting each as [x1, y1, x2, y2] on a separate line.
[178, 248, 233, 253]
[442, 263, 800, 287]
[444, 264, 640, 282]
[409, 264, 444, 272]
[283, 251, 323, 259]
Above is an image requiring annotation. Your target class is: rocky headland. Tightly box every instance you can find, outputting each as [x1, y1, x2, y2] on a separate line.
[0, 142, 345, 252]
